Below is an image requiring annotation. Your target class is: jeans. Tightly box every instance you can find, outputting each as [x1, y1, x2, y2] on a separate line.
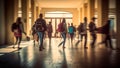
[37, 32, 44, 48]
[58, 32, 66, 47]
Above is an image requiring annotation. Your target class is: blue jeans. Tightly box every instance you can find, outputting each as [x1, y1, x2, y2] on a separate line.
[37, 32, 44, 48]
[58, 33, 66, 47]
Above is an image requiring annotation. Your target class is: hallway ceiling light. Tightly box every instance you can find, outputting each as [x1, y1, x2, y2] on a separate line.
[35, 0, 85, 8]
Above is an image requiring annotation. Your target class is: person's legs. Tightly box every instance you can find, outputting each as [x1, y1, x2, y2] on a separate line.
[91, 33, 96, 47]
[15, 36, 18, 44]
[70, 33, 72, 43]
[84, 34, 88, 48]
[13, 36, 18, 48]
[38, 32, 43, 51]
[41, 32, 45, 49]
[105, 35, 108, 47]
[70, 33, 74, 44]
[18, 36, 22, 49]
[32, 34, 35, 46]
[62, 33, 66, 48]
[48, 33, 52, 44]
[81, 34, 83, 42]
[107, 35, 113, 49]
[58, 33, 66, 48]
[58, 33, 64, 47]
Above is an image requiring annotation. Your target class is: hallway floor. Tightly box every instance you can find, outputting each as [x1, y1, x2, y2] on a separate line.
[0, 38, 120, 68]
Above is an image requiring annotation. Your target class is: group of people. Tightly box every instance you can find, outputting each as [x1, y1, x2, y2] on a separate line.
[56, 17, 114, 49]
[11, 13, 114, 51]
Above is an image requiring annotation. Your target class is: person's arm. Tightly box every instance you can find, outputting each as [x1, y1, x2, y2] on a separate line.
[43, 20, 47, 31]
[51, 25, 53, 33]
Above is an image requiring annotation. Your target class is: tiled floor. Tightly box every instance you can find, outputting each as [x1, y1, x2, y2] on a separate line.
[0, 41, 31, 56]
[0, 38, 119, 68]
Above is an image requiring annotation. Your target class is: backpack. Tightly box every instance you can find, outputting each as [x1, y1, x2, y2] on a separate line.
[77, 23, 85, 33]
[89, 22, 96, 32]
[35, 19, 44, 32]
[31, 24, 36, 35]
[11, 23, 17, 32]
[57, 23, 64, 32]
[68, 26, 74, 33]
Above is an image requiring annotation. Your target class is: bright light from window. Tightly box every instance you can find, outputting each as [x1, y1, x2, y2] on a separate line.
[45, 11, 73, 18]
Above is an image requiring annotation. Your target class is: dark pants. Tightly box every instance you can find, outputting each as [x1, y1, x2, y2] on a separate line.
[48, 32, 52, 44]
[90, 33, 96, 47]
[69, 33, 74, 42]
[105, 35, 113, 48]
[15, 36, 22, 44]
[100, 34, 113, 49]
[14, 36, 22, 48]
[80, 34, 87, 48]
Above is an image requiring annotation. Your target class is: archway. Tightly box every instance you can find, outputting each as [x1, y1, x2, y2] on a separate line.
[45, 11, 73, 37]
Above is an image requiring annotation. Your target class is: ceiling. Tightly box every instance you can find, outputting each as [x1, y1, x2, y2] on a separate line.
[35, 0, 86, 8]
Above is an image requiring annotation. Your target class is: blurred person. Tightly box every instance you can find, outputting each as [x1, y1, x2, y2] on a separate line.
[35, 13, 47, 51]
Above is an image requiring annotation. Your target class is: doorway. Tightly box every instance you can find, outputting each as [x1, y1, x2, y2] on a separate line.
[45, 11, 73, 37]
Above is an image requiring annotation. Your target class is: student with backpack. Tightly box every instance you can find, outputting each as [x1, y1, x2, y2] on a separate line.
[68, 23, 76, 44]
[76, 17, 88, 49]
[31, 23, 39, 46]
[35, 13, 47, 51]
[88, 17, 97, 48]
[57, 18, 67, 48]
[11, 17, 24, 49]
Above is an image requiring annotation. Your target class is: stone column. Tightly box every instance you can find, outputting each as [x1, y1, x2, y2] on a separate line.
[116, 0, 120, 49]
[81, 6, 84, 22]
[80, 8, 82, 22]
[4, 0, 18, 44]
[97, 0, 109, 26]
[77, 8, 80, 24]
[14, 0, 18, 21]
[84, 3, 88, 18]
[88, 0, 95, 22]
[97, 0, 109, 42]
[31, 0, 36, 25]
[21, 0, 29, 38]
[36, 6, 39, 18]
[0, 0, 5, 45]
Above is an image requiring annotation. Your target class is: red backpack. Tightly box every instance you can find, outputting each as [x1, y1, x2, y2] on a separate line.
[57, 22, 64, 32]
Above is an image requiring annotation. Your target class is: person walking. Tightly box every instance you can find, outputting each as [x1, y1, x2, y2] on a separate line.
[88, 17, 97, 48]
[68, 23, 76, 44]
[57, 18, 67, 48]
[12, 17, 24, 49]
[47, 21, 53, 45]
[76, 17, 88, 49]
[35, 13, 47, 51]
[97, 20, 113, 49]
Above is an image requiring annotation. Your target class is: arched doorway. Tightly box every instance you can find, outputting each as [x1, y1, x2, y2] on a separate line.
[45, 11, 73, 37]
